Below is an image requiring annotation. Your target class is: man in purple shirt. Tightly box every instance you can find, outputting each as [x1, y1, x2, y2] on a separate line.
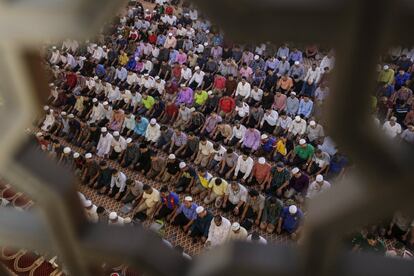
[283, 167, 309, 200]
[170, 196, 198, 233]
[201, 112, 222, 136]
[175, 85, 194, 105]
[241, 127, 261, 152]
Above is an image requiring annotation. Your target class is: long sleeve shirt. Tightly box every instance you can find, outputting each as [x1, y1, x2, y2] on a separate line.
[261, 110, 279, 126]
[289, 119, 307, 136]
[304, 68, 321, 84]
[288, 65, 305, 80]
[234, 156, 254, 180]
[97, 133, 114, 157]
[110, 172, 127, 192]
[298, 99, 314, 118]
[145, 124, 161, 142]
[286, 97, 300, 116]
[207, 217, 231, 247]
[241, 129, 261, 151]
[231, 125, 246, 140]
[191, 212, 213, 238]
[235, 82, 251, 99]
[276, 61, 290, 76]
[115, 67, 128, 81]
[176, 88, 194, 105]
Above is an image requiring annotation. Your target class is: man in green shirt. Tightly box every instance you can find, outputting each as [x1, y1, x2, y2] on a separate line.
[263, 162, 290, 197]
[289, 139, 314, 169]
[140, 93, 155, 115]
[194, 89, 208, 107]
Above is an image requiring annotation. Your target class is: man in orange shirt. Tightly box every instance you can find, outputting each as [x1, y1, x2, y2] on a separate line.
[277, 74, 294, 93]
[248, 157, 271, 187]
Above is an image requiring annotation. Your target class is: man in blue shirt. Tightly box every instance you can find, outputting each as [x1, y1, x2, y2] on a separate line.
[95, 63, 106, 79]
[154, 185, 180, 220]
[277, 205, 303, 239]
[170, 196, 198, 233]
[133, 116, 149, 136]
[394, 69, 411, 90]
[298, 96, 314, 118]
[288, 48, 303, 65]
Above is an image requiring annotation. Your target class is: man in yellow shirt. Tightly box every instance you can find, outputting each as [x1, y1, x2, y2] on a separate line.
[191, 167, 212, 196]
[377, 65, 395, 85]
[204, 177, 228, 208]
[194, 89, 208, 107]
[273, 136, 287, 162]
[118, 50, 129, 66]
[139, 93, 155, 115]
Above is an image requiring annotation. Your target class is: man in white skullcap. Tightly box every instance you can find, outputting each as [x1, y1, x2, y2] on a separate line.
[87, 98, 105, 124]
[108, 212, 124, 226]
[383, 116, 402, 138]
[145, 118, 161, 144]
[307, 174, 331, 198]
[169, 196, 198, 233]
[288, 116, 307, 138]
[248, 157, 271, 186]
[188, 206, 213, 243]
[41, 107, 55, 132]
[96, 127, 113, 158]
[289, 139, 315, 168]
[83, 200, 99, 223]
[109, 131, 127, 160]
[205, 215, 231, 248]
[277, 204, 304, 240]
[227, 222, 248, 241]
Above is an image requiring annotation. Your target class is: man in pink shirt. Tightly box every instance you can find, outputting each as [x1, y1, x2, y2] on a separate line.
[273, 91, 287, 112]
[164, 33, 177, 49]
[176, 49, 187, 65]
[239, 63, 253, 80]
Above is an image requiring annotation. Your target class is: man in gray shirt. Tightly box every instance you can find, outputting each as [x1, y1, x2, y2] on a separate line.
[219, 148, 239, 178]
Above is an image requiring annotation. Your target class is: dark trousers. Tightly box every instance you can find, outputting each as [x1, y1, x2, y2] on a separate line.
[172, 212, 190, 227]
[154, 205, 173, 220]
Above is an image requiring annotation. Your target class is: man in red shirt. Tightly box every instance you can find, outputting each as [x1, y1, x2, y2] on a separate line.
[66, 71, 78, 89]
[213, 73, 226, 91]
[160, 100, 179, 124]
[218, 96, 236, 116]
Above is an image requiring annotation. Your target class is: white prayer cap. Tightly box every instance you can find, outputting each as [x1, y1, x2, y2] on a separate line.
[196, 206, 204, 214]
[63, 147, 71, 154]
[261, 134, 268, 140]
[109, 212, 118, 220]
[299, 139, 306, 145]
[291, 92, 297, 96]
[118, 35, 123, 39]
[102, 45, 107, 49]
[80, 56, 87, 61]
[295, 116, 301, 122]
[94, 76, 99, 80]
[207, 91, 213, 95]
[168, 154, 176, 160]
[254, 55, 259, 60]
[61, 111, 67, 116]
[316, 174, 324, 182]
[281, 56, 287, 59]
[135, 56, 139, 61]
[291, 167, 300, 174]
[231, 222, 240, 231]
[289, 205, 298, 214]
[383, 65, 389, 70]
[101, 127, 107, 132]
[113, 131, 120, 137]
[309, 120, 316, 126]
[52, 46, 57, 50]
[43, 105, 50, 111]
[180, 83, 186, 87]
[144, 73, 149, 77]
[85, 153, 92, 159]
[68, 114, 75, 119]
[73, 152, 80, 159]
[83, 200, 92, 208]
[124, 217, 132, 224]
[92, 98, 98, 103]
[49, 83, 55, 87]
[145, 9, 149, 12]
[103, 101, 109, 106]
[390, 116, 397, 121]
[179, 162, 186, 169]
[205, 30, 210, 34]
[185, 196, 193, 202]
[189, 107, 196, 112]
[155, 76, 160, 80]
[50, 109, 54, 113]
[258, 157, 266, 164]
[294, 61, 300, 65]
[195, 66, 200, 70]
[150, 118, 157, 125]
[36, 132, 43, 137]
[126, 138, 133, 144]
[168, 33, 173, 36]
[204, 42, 208, 46]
